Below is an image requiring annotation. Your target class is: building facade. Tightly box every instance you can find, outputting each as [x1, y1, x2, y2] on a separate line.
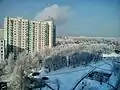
[0, 29, 4, 62]
[4, 17, 56, 56]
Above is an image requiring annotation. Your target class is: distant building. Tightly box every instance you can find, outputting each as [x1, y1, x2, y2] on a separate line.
[4, 17, 56, 56]
[0, 29, 4, 62]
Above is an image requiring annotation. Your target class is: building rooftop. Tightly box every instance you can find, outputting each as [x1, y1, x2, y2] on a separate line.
[102, 53, 120, 57]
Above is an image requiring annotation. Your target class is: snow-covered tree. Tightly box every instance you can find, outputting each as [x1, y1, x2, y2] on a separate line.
[0, 37, 119, 89]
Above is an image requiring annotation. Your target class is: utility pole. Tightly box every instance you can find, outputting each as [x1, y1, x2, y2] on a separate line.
[40, 87, 41, 90]
[20, 65, 22, 90]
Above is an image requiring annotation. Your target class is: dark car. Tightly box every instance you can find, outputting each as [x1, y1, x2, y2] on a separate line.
[32, 72, 40, 76]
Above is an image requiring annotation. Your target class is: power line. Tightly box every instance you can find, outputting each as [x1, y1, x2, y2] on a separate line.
[88, 64, 111, 72]
[71, 67, 96, 90]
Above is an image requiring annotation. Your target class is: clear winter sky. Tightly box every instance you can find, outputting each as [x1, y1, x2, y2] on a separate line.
[0, 0, 120, 37]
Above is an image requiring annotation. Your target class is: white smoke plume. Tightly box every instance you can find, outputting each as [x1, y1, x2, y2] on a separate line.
[34, 4, 71, 25]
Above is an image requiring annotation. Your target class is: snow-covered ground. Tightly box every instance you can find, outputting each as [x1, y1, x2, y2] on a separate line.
[30, 54, 120, 90]
[33, 61, 117, 90]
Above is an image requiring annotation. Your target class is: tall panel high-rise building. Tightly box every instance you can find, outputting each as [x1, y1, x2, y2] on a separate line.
[0, 29, 5, 62]
[4, 17, 56, 56]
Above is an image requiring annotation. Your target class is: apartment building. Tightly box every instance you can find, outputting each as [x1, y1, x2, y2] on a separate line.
[4, 17, 29, 56]
[4, 17, 56, 56]
[0, 29, 4, 62]
[29, 20, 56, 53]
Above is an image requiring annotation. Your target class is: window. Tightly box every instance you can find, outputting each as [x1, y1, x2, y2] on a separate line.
[1, 41, 3, 43]
[1, 56, 3, 59]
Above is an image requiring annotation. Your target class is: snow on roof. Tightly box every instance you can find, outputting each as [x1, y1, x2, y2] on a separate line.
[102, 53, 120, 57]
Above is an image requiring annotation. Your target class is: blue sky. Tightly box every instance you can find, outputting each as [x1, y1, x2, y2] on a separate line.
[0, 0, 120, 37]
